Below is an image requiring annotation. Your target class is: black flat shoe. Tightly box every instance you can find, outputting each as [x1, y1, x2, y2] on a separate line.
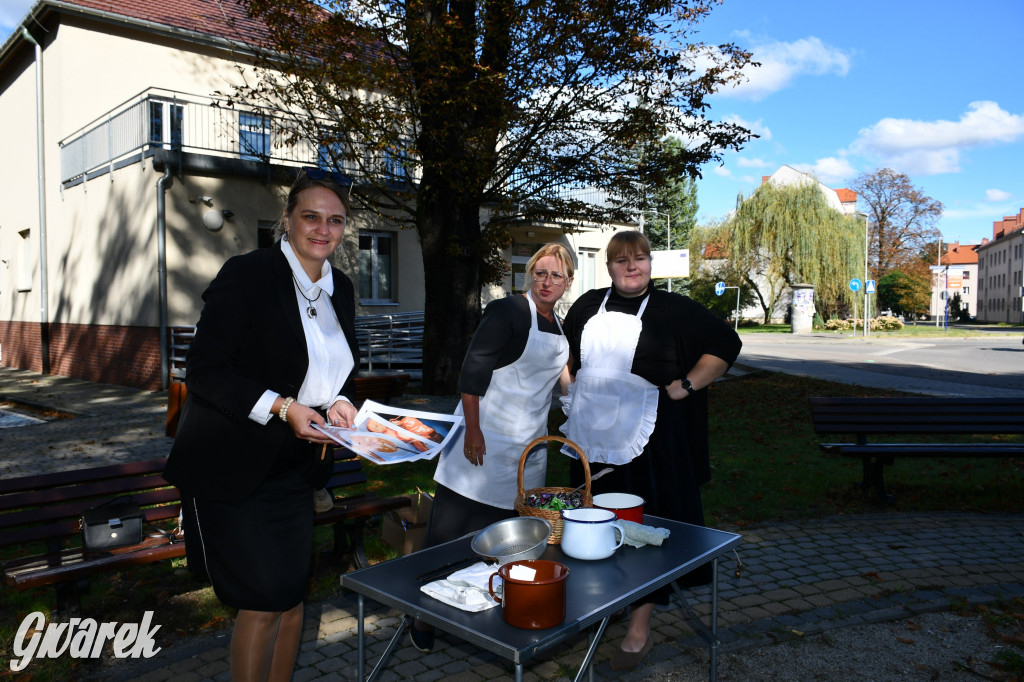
[409, 623, 435, 653]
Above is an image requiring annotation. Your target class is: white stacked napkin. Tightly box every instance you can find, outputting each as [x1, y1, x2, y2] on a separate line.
[420, 561, 501, 612]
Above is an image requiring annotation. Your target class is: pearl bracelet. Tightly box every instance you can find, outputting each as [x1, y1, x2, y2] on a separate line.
[278, 397, 296, 422]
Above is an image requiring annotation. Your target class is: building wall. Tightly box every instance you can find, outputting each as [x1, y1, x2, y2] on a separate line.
[976, 229, 1024, 324]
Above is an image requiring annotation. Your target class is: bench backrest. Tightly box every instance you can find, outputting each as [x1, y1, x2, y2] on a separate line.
[809, 397, 1024, 435]
[0, 449, 367, 550]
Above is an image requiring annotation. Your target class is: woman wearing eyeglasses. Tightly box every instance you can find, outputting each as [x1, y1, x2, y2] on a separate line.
[164, 168, 358, 681]
[409, 242, 574, 652]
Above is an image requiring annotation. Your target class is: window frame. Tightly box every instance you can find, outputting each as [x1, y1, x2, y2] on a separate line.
[358, 230, 396, 304]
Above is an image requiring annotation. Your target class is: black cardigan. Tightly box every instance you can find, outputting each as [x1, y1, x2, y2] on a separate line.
[164, 242, 359, 502]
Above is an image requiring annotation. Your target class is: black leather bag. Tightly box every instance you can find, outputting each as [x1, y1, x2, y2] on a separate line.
[81, 499, 144, 551]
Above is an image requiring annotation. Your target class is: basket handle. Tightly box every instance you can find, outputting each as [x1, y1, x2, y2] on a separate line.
[516, 435, 591, 500]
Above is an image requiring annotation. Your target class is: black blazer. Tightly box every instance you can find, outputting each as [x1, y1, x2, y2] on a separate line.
[164, 242, 359, 502]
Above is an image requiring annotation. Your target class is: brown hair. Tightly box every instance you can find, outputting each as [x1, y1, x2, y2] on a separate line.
[277, 168, 351, 238]
[605, 230, 652, 262]
[523, 242, 576, 292]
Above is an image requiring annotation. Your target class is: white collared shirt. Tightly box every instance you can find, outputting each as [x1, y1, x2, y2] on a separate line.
[249, 239, 355, 424]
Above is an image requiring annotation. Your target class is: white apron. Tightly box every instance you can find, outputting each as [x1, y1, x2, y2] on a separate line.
[559, 289, 659, 464]
[435, 293, 570, 509]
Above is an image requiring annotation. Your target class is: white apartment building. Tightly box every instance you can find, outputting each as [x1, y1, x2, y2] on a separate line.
[975, 208, 1024, 324]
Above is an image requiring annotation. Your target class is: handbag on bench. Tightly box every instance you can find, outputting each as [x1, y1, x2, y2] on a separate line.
[81, 497, 144, 551]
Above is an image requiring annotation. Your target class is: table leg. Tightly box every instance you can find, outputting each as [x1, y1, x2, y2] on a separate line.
[572, 616, 609, 682]
[357, 596, 365, 682]
[671, 556, 722, 682]
[362, 615, 410, 682]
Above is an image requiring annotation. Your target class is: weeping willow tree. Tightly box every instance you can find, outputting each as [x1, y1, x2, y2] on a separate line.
[728, 181, 861, 323]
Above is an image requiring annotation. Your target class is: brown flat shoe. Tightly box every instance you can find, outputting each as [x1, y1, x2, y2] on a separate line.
[608, 636, 653, 671]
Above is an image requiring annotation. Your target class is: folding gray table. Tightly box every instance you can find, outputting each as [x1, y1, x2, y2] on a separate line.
[340, 516, 741, 682]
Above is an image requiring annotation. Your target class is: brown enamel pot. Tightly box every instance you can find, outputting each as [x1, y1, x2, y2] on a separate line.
[487, 559, 569, 629]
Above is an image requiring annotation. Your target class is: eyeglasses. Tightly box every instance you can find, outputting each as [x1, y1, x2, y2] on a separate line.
[532, 269, 568, 284]
[302, 167, 353, 188]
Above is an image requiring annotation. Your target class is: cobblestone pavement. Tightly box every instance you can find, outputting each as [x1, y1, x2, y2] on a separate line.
[2, 367, 1023, 681]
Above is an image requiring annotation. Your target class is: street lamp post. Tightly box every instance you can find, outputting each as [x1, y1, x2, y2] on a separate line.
[648, 209, 672, 291]
[863, 212, 870, 338]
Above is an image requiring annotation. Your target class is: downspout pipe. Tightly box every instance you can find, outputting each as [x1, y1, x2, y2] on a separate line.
[156, 167, 173, 390]
[22, 27, 49, 374]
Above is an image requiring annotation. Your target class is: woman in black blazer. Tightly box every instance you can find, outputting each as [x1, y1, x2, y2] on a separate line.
[164, 169, 359, 682]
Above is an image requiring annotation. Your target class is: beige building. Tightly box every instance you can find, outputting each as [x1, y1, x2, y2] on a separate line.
[929, 242, 979, 321]
[975, 208, 1024, 324]
[0, 0, 622, 389]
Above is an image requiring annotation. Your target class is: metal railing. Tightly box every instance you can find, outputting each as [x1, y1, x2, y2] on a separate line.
[168, 313, 425, 382]
[354, 312, 424, 378]
[58, 88, 396, 185]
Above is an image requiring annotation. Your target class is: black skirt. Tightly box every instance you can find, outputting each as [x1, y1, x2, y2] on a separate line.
[182, 466, 313, 612]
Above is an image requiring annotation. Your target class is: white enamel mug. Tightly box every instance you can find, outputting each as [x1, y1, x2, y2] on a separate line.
[559, 507, 625, 560]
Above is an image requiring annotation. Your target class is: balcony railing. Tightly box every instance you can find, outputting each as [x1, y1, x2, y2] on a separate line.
[58, 88, 382, 185]
[59, 88, 616, 216]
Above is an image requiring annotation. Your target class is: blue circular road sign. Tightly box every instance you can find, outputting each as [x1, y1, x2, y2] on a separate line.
[715, 281, 726, 296]
[849, 278, 862, 292]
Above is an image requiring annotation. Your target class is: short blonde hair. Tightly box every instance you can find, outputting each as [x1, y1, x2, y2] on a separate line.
[605, 231, 651, 262]
[522, 242, 575, 292]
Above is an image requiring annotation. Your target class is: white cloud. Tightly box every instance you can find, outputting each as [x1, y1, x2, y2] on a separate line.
[712, 165, 732, 178]
[715, 37, 852, 101]
[736, 157, 771, 168]
[721, 114, 772, 141]
[985, 189, 1012, 202]
[792, 157, 857, 185]
[851, 101, 1024, 175]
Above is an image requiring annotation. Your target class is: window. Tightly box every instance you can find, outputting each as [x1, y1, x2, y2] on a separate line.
[382, 143, 407, 181]
[358, 232, 394, 302]
[239, 112, 270, 160]
[149, 100, 183, 148]
[574, 248, 599, 298]
[257, 220, 276, 249]
[962, 286, 969, 295]
[317, 141, 344, 170]
[962, 271, 970, 280]
[17, 229, 32, 291]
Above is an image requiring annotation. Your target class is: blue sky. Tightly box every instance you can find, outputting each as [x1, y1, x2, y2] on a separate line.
[3, 0, 1021, 245]
[692, 0, 1024, 246]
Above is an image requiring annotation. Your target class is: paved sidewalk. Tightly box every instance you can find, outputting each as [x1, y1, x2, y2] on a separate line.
[2, 367, 1023, 681]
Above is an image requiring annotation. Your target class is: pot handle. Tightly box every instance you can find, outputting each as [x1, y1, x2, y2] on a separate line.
[488, 573, 502, 604]
[611, 522, 626, 551]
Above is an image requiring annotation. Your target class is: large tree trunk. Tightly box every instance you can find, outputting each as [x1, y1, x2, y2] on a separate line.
[417, 171, 483, 394]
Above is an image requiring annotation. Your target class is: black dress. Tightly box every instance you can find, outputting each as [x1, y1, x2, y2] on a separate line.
[562, 287, 741, 593]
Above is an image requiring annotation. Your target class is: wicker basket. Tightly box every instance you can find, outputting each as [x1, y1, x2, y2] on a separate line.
[513, 435, 592, 544]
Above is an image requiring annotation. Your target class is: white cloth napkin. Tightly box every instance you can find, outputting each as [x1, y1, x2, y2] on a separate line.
[617, 520, 671, 548]
[420, 561, 501, 612]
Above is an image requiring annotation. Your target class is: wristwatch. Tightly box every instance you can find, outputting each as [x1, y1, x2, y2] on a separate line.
[681, 378, 696, 396]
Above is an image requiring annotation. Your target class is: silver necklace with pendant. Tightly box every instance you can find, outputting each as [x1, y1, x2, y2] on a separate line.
[292, 273, 322, 319]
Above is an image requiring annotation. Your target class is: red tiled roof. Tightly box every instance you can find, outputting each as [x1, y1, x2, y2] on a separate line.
[835, 188, 857, 203]
[940, 243, 979, 265]
[36, 0, 275, 46]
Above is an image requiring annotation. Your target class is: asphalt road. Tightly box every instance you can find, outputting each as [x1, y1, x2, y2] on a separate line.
[737, 330, 1024, 397]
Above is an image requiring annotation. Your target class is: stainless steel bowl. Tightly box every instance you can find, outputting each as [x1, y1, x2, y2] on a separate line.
[471, 517, 552, 565]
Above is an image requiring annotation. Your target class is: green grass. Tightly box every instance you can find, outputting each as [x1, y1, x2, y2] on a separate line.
[2, 370, 1021, 679]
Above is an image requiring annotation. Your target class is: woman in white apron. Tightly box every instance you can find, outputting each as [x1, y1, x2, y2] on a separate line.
[409, 243, 573, 652]
[560, 231, 741, 671]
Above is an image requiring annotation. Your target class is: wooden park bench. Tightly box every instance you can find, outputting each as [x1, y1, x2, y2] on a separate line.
[0, 450, 409, 615]
[809, 396, 1024, 501]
